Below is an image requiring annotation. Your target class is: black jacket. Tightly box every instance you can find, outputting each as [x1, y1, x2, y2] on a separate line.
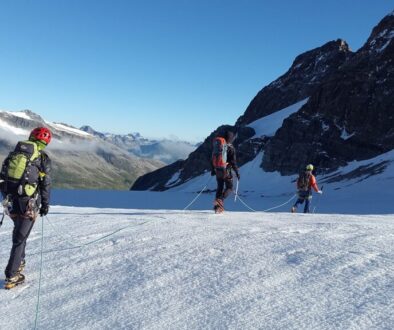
[211, 142, 239, 175]
[226, 143, 239, 174]
[36, 151, 51, 208]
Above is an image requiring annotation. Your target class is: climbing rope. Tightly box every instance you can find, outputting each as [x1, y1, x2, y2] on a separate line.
[183, 176, 213, 211]
[43, 216, 152, 252]
[234, 192, 297, 213]
[235, 194, 257, 212]
[45, 216, 80, 247]
[262, 194, 297, 212]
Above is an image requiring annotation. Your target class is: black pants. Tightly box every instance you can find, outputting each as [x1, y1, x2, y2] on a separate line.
[215, 169, 233, 200]
[5, 216, 35, 278]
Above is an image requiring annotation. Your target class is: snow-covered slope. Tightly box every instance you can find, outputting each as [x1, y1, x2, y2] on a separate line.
[247, 98, 308, 138]
[0, 207, 393, 329]
[150, 148, 393, 215]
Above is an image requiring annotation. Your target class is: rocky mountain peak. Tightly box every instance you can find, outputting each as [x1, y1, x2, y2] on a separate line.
[20, 109, 45, 122]
[80, 125, 96, 134]
[262, 11, 394, 175]
[236, 39, 353, 127]
[286, 39, 351, 83]
[365, 11, 394, 52]
[80, 125, 106, 139]
[291, 39, 350, 69]
[0, 109, 45, 130]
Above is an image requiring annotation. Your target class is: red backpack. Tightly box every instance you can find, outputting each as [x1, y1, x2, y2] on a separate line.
[212, 137, 228, 169]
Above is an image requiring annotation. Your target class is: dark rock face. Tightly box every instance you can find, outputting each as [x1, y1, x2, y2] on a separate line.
[132, 160, 184, 191]
[262, 13, 394, 174]
[236, 39, 352, 126]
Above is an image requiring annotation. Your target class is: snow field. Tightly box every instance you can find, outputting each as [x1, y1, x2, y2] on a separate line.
[0, 207, 393, 330]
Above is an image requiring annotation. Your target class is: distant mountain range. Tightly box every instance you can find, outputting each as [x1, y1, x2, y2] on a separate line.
[132, 10, 394, 192]
[80, 126, 197, 164]
[0, 110, 196, 189]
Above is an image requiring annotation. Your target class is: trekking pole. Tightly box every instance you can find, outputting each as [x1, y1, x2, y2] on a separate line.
[0, 212, 4, 228]
[0, 195, 11, 229]
[313, 185, 324, 213]
[234, 178, 239, 202]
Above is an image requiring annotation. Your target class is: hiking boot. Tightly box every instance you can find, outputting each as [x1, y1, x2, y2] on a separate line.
[291, 207, 296, 213]
[17, 260, 26, 274]
[4, 273, 25, 290]
[214, 198, 224, 214]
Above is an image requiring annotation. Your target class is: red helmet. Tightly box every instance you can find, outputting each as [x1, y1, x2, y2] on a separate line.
[29, 127, 52, 145]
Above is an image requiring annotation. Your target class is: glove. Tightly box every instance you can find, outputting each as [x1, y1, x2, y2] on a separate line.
[211, 169, 216, 176]
[39, 205, 49, 216]
[317, 190, 323, 195]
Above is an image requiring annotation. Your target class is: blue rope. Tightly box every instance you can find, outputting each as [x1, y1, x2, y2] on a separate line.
[45, 217, 151, 249]
[34, 216, 45, 330]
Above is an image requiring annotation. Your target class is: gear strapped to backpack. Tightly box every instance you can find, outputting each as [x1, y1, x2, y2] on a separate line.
[0, 141, 41, 197]
[297, 171, 311, 191]
[212, 137, 228, 169]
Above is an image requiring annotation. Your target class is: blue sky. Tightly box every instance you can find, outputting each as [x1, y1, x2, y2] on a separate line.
[0, 1, 392, 141]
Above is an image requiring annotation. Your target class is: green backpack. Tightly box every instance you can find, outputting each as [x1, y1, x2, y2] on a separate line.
[1, 141, 41, 197]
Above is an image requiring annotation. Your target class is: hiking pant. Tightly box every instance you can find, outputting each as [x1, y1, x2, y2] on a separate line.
[5, 216, 35, 278]
[215, 169, 233, 200]
[293, 198, 311, 213]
